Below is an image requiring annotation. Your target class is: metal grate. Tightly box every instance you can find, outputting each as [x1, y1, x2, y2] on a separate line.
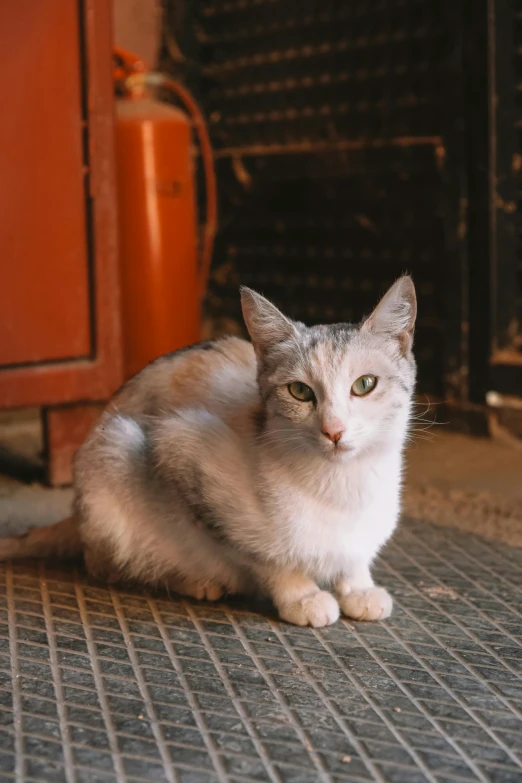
[199, 0, 443, 149]
[205, 144, 446, 394]
[1, 518, 522, 782]
[170, 0, 451, 395]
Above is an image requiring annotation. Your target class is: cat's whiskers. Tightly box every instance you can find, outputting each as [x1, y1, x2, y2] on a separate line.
[258, 437, 310, 453]
[256, 429, 311, 445]
[405, 427, 435, 444]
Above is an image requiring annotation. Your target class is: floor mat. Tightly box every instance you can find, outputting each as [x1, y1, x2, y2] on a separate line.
[0, 518, 521, 783]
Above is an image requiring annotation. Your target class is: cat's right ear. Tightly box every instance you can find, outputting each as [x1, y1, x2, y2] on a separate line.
[361, 276, 417, 354]
[240, 288, 297, 354]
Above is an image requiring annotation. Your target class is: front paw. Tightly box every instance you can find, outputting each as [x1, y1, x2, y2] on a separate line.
[278, 590, 340, 628]
[174, 580, 226, 602]
[339, 586, 392, 621]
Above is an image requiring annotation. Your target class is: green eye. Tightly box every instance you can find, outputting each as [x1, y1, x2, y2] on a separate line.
[288, 382, 315, 402]
[351, 374, 377, 397]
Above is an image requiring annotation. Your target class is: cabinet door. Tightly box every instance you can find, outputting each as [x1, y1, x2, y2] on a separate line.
[0, 0, 121, 408]
[0, 1, 91, 367]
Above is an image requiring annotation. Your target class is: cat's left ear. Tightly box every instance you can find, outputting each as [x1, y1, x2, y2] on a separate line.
[362, 276, 417, 353]
[240, 288, 298, 354]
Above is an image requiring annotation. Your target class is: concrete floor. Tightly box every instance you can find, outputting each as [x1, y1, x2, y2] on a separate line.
[404, 430, 522, 548]
[0, 410, 72, 537]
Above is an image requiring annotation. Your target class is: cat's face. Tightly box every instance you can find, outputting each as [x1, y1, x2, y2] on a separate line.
[241, 278, 417, 461]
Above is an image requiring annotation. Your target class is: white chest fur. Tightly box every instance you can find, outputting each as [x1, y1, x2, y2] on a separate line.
[258, 448, 403, 581]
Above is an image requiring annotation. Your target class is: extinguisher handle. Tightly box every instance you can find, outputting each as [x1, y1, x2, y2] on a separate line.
[113, 46, 148, 82]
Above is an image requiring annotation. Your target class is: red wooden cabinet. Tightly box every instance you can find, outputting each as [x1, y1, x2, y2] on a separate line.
[0, 1, 122, 484]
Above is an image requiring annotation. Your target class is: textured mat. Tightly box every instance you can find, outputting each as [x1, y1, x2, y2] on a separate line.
[0, 519, 521, 783]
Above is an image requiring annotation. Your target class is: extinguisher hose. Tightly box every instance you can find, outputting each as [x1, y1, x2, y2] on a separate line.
[157, 77, 217, 301]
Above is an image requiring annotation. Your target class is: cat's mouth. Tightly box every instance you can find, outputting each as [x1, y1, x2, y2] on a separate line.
[324, 442, 354, 460]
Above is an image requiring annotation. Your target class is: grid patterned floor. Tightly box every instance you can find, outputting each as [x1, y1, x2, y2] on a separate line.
[0, 519, 521, 783]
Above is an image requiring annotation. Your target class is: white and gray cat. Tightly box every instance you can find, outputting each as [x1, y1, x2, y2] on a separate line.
[0, 276, 417, 627]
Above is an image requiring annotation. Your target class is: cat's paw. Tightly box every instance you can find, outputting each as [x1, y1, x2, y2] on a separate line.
[339, 587, 392, 621]
[278, 590, 340, 628]
[178, 581, 226, 602]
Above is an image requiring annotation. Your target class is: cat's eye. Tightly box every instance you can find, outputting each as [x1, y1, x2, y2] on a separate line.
[288, 382, 315, 402]
[351, 374, 377, 397]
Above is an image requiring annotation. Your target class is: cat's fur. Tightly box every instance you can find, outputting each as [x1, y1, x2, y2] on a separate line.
[0, 277, 417, 627]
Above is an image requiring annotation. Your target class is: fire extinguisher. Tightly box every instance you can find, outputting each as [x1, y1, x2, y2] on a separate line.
[113, 47, 217, 380]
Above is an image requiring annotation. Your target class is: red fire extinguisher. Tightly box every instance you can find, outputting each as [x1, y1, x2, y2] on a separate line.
[113, 47, 217, 380]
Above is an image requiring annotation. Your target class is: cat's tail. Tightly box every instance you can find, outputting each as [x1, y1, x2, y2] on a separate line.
[0, 516, 83, 561]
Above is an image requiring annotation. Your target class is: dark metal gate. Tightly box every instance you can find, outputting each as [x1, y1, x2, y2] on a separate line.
[163, 0, 522, 430]
[485, 0, 522, 400]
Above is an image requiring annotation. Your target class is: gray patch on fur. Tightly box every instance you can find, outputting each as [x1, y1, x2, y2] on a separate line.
[306, 323, 356, 352]
[251, 406, 267, 435]
[169, 466, 230, 544]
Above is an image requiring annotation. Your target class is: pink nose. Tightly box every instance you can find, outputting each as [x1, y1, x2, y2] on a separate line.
[321, 428, 344, 444]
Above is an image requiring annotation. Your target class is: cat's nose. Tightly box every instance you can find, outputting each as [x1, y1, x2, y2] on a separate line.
[321, 428, 344, 444]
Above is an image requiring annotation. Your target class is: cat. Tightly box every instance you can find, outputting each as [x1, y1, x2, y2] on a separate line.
[0, 276, 417, 628]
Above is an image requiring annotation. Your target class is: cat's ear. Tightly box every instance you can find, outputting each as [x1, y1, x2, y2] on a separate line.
[362, 276, 417, 353]
[240, 288, 297, 353]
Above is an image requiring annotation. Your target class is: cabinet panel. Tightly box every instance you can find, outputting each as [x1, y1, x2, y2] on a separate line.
[0, 1, 91, 367]
[0, 0, 122, 411]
